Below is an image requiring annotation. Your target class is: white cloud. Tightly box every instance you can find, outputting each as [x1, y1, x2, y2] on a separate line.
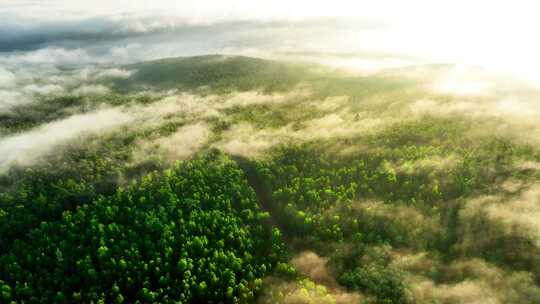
[0, 47, 93, 66]
[72, 84, 110, 95]
[139, 123, 210, 162]
[0, 107, 134, 171]
[1, 1, 539, 83]
[464, 185, 540, 242]
[215, 123, 288, 158]
[430, 66, 495, 97]
[109, 43, 142, 59]
[94, 68, 133, 79]
[0, 90, 24, 112]
[0, 67, 16, 88]
[23, 83, 65, 95]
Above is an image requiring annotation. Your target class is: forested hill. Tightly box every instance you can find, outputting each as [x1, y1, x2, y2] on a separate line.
[112, 55, 317, 93]
[1, 55, 540, 303]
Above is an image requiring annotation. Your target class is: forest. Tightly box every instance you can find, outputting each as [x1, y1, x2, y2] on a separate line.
[1, 55, 540, 303]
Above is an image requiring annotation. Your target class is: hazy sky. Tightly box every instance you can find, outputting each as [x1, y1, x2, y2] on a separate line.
[1, 0, 539, 82]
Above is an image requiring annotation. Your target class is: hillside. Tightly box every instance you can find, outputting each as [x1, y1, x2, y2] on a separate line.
[112, 55, 318, 93]
[1, 55, 540, 303]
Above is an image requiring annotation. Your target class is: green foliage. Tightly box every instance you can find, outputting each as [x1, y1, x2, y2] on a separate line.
[0, 153, 283, 303]
[0, 132, 152, 254]
[222, 101, 324, 129]
[253, 118, 532, 244]
[114, 55, 317, 93]
[332, 242, 407, 303]
[248, 117, 540, 302]
[0, 94, 157, 135]
[339, 265, 406, 304]
[309, 74, 417, 101]
[3, 55, 540, 303]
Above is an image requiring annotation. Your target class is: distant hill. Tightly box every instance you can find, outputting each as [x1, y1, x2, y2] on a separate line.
[112, 55, 318, 93]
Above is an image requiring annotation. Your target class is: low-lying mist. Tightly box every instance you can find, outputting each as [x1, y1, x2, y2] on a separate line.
[1, 55, 540, 304]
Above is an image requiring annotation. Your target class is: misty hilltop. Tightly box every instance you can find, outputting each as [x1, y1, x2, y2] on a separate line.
[1, 54, 540, 304]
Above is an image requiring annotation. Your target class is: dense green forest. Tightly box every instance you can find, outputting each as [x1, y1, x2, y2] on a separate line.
[1, 55, 540, 303]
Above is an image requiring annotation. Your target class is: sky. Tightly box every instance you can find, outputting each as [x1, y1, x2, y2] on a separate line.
[0, 0, 539, 83]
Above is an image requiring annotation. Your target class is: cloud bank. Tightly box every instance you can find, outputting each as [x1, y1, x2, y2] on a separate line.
[0, 107, 134, 171]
